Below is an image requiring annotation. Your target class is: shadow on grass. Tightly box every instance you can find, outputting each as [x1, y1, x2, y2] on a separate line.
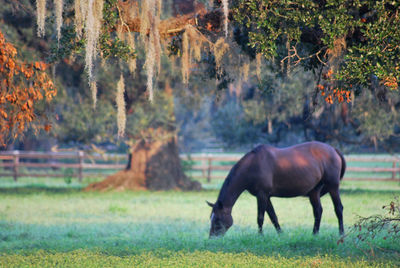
[1, 184, 399, 196]
[0, 185, 83, 195]
[340, 188, 400, 195]
[0, 219, 399, 263]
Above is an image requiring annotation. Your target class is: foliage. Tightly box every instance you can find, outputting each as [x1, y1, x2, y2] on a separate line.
[181, 155, 195, 177]
[125, 89, 176, 142]
[233, 0, 400, 102]
[0, 30, 56, 146]
[352, 89, 400, 145]
[347, 197, 400, 242]
[48, 0, 134, 64]
[243, 67, 311, 131]
[208, 59, 400, 150]
[337, 197, 400, 257]
[52, 94, 116, 144]
[211, 101, 261, 148]
[210, 67, 313, 149]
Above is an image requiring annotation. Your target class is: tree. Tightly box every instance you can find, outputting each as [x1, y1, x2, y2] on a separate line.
[85, 79, 201, 191]
[233, 0, 399, 101]
[0, 30, 56, 146]
[110, 0, 400, 151]
[10, 0, 399, 190]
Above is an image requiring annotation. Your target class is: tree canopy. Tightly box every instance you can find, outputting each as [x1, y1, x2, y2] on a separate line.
[1, 0, 399, 149]
[39, 0, 399, 111]
[233, 0, 400, 102]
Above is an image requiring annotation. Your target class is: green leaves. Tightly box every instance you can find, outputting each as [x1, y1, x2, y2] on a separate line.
[233, 0, 400, 92]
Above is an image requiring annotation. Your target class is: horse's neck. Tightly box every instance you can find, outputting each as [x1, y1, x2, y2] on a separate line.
[218, 177, 246, 210]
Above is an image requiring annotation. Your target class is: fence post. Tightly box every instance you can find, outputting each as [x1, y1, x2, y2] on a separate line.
[201, 153, 206, 178]
[207, 157, 212, 183]
[78, 151, 84, 182]
[12, 150, 19, 182]
[397, 160, 400, 185]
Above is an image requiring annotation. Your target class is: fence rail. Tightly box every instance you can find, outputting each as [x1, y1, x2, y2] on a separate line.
[0, 150, 127, 181]
[181, 153, 400, 182]
[0, 151, 399, 182]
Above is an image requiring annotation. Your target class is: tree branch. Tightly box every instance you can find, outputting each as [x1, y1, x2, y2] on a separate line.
[117, 0, 223, 37]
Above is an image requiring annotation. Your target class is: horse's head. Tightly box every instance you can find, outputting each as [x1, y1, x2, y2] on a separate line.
[207, 200, 233, 238]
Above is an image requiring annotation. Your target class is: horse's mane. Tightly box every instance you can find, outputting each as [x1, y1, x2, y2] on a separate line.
[216, 145, 269, 205]
[216, 159, 241, 204]
[216, 147, 260, 203]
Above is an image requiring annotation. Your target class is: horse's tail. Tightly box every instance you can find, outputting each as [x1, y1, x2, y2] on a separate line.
[335, 148, 346, 180]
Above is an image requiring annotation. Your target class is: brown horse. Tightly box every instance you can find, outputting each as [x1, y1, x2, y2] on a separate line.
[207, 141, 346, 237]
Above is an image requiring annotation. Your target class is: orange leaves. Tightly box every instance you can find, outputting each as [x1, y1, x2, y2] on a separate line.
[0, 30, 56, 145]
[0, 109, 7, 119]
[4, 43, 17, 57]
[383, 76, 398, 90]
[34, 61, 47, 70]
[317, 84, 351, 104]
[317, 84, 326, 96]
[325, 95, 333, 104]
[322, 69, 333, 80]
[318, 67, 353, 104]
[20, 64, 34, 79]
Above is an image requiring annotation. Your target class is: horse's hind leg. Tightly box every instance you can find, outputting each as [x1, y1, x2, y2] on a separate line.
[329, 187, 344, 235]
[309, 189, 323, 234]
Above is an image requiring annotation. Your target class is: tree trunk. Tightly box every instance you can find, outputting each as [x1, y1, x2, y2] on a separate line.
[85, 129, 201, 191]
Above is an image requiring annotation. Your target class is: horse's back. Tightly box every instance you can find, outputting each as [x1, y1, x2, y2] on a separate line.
[247, 142, 342, 197]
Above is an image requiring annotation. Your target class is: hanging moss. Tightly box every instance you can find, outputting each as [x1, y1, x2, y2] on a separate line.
[213, 38, 229, 76]
[55, 0, 63, 43]
[85, 0, 103, 106]
[90, 80, 97, 108]
[74, 0, 84, 38]
[36, 0, 46, 37]
[127, 32, 136, 74]
[222, 0, 229, 37]
[116, 74, 126, 137]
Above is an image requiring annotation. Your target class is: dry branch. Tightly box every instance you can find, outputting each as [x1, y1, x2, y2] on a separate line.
[117, 0, 223, 37]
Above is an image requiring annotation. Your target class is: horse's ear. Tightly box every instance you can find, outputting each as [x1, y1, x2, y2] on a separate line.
[206, 201, 214, 207]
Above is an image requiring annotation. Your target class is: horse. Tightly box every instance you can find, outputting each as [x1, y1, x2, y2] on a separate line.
[207, 141, 346, 237]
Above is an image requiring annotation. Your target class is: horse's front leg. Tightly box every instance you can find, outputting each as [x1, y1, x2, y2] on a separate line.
[265, 197, 281, 233]
[257, 193, 281, 234]
[256, 195, 266, 234]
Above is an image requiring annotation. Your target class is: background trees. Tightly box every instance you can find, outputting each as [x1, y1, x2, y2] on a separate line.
[233, 0, 399, 93]
[1, 0, 399, 190]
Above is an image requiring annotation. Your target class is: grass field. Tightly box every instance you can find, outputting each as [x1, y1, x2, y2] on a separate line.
[0, 178, 399, 267]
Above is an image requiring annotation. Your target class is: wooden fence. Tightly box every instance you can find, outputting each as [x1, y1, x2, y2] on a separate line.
[181, 153, 400, 182]
[0, 151, 399, 182]
[0, 150, 127, 182]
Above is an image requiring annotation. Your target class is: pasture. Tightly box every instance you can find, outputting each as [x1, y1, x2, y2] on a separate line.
[0, 178, 399, 267]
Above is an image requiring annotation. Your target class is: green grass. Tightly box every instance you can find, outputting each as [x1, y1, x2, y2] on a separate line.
[0, 179, 399, 267]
